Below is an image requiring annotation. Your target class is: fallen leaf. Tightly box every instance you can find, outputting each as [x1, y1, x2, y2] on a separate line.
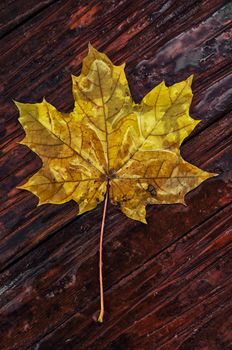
[16, 44, 216, 321]
[16, 44, 215, 223]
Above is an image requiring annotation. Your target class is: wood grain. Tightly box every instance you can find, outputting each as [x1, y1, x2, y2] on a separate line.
[0, 0, 56, 39]
[0, 0, 231, 349]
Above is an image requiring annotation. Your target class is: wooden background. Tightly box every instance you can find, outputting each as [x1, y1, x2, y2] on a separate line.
[0, 0, 232, 349]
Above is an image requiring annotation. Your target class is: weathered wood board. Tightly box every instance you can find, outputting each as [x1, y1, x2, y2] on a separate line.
[0, 0, 231, 349]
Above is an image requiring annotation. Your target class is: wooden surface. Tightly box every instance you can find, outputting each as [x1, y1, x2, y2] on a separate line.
[0, 0, 232, 349]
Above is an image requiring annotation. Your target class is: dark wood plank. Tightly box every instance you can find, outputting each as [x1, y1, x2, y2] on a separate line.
[0, 0, 231, 349]
[0, 191, 231, 349]
[0, 0, 231, 268]
[0, 0, 56, 39]
[0, 108, 231, 270]
[33, 206, 232, 350]
[0, 112, 231, 347]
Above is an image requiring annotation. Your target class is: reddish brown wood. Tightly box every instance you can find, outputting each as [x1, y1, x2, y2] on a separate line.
[0, 0, 231, 349]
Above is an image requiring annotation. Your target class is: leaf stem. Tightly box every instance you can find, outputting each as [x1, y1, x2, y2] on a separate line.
[97, 181, 109, 322]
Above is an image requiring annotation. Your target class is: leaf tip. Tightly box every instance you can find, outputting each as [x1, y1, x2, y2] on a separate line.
[140, 217, 147, 224]
[88, 41, 93, 50]
[37, 198, 46, 206]
[187, 74, 194, 86]
[88, 41, 97, 54]
[211, 172, 219, 178]
[161, 80, 166, 87]
[16, 183, 30, 192]
[71, 74, 78, 82]
[13, 100, 22, 111]
[181, 200, 188, 206]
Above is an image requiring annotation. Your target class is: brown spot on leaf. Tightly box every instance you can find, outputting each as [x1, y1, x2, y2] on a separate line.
[147, 184, 157, 197]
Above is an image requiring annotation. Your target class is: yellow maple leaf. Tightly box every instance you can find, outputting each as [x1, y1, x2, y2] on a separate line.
[16, 44, 216, 321]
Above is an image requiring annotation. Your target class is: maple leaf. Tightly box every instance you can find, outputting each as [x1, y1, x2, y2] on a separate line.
[16, 44, 216, 321]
